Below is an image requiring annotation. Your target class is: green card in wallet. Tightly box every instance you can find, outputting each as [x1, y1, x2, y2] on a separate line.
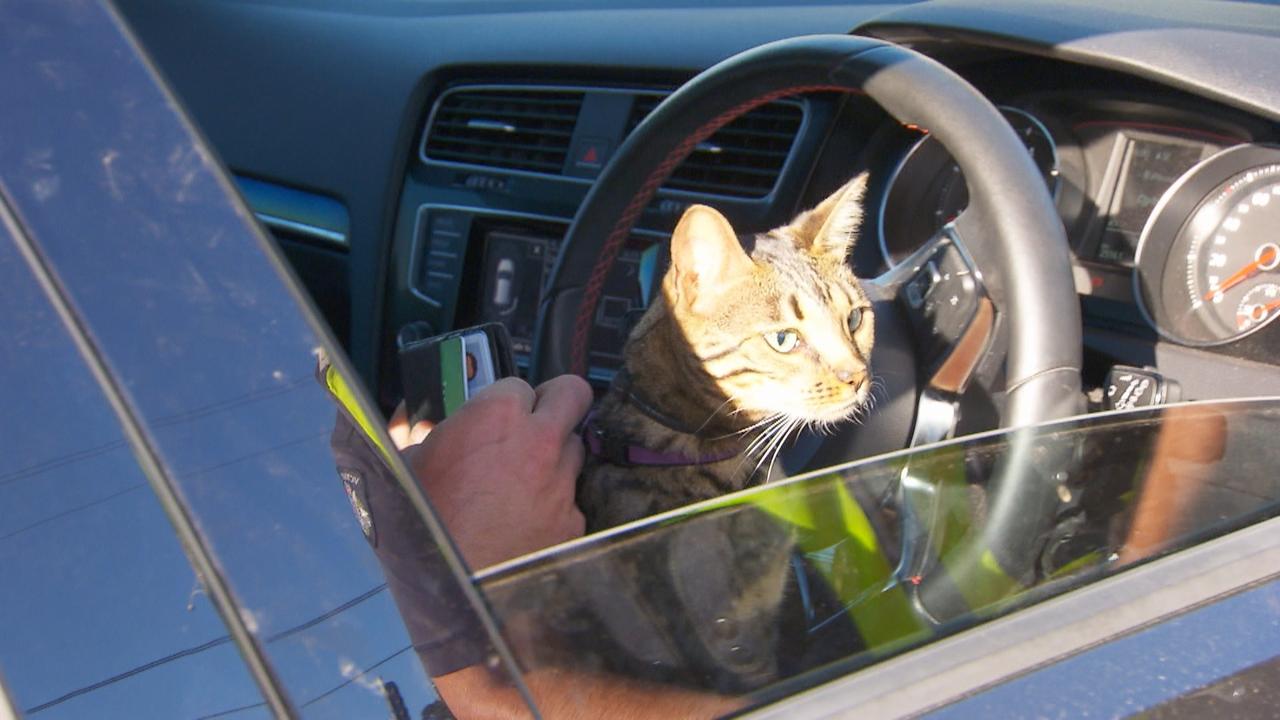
[399, 323, 517, 426]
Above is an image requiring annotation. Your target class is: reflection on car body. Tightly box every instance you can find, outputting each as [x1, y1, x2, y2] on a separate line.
[3, 0, 1280, 718]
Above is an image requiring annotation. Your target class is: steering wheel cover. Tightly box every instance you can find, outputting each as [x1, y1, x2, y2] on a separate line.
[532, 34, 1081, 428]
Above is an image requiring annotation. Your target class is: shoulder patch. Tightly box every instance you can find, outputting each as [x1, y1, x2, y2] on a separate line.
[340, 468, 376, 546]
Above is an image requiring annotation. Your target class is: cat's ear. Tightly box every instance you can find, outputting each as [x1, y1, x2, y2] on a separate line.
[790, 172, 868, 263]
[669, 204, 755, 316]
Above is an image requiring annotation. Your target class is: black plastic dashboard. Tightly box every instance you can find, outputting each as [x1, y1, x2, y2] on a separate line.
[114, 0, 1280, 409]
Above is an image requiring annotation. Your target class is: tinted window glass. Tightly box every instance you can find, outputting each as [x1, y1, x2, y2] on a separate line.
[0, 3, 514, 716]
[478, 400, 1280, 713]
[0, 213, 267, 718]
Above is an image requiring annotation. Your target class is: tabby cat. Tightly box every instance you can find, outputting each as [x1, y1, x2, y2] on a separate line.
[579, 174, 876, 532]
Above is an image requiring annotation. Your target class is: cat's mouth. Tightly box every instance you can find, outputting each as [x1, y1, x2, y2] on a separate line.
[804, 383, 873, 425]
[808, 399, 868, 424]
[740, 383, 871, 427]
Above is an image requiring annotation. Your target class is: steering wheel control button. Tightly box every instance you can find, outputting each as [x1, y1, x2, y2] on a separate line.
[906, 260, 943, 309]
[901, 243, 984, 380]
[1104, 366, 1179, 411]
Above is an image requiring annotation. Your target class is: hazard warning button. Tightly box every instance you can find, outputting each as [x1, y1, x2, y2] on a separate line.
[566, 137, 613, 178]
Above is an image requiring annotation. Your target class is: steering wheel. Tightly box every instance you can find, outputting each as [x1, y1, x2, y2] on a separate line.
[531, 35, 1083, 619]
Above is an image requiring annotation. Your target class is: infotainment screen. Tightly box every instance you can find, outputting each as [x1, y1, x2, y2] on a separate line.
[1096, 136, 1210, 265]
[477, 230, 645, 373]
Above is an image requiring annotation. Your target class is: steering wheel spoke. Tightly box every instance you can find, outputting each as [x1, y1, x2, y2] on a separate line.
[864, 225, 955, 302]
[871, 219, 996, 405]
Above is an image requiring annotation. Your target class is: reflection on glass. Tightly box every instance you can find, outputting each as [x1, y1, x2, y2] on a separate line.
[3, 3, 522, 715]
[478, 399, 1280, 714]
[0, 229, 266, 717]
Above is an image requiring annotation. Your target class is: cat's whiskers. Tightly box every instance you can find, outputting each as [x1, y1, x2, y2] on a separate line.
[733, 421, 778, 482]
[742, 425, 778, 476]
[714, 412, 783, 441]
[838, 393, 875, 428]
[762, 415, 805, 482]
[743, 414, 790, 458]
[739, 414, 795, 482]
[869, 375, 889, 404]
[755, 423, 785, 478]
[746, 413, 805, 481]
[691, 395, 741, 436]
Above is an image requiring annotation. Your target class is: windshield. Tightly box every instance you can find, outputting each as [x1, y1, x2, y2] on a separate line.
[475, 398, 1280, 710]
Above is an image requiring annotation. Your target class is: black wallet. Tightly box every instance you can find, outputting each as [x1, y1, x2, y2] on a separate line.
[398, 322, 518, 426]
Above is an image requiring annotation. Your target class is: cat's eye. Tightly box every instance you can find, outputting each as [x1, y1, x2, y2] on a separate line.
[764, 329, 800, 353]
[848, 307, 866, 333]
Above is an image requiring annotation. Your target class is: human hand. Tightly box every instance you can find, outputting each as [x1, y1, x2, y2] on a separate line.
[397, 375, 592, 569]
[388, 401, 432, 450]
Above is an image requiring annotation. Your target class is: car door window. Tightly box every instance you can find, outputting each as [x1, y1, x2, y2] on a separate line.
[0, 209, 271, 718]
[0, 4, 520, 715]
[476, 399, 1280, 709]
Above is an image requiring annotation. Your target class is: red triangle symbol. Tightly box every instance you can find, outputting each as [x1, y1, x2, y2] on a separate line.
[582, 146, 598, 164]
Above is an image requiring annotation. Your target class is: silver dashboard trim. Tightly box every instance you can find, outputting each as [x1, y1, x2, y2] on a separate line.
[254, 212, 348, 249]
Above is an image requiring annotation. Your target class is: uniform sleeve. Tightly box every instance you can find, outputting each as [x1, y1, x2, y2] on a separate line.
[329, 409, 491, 677]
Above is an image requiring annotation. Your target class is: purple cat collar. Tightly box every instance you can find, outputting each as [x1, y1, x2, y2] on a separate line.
[583, 415, 738, 467]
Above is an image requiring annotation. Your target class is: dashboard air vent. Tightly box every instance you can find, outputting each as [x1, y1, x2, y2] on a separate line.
[424, 88, 583, 174]
[627, 95, 804, 198]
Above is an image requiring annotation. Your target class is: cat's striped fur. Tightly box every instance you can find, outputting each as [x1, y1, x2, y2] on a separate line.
[579, 174, 875, 532]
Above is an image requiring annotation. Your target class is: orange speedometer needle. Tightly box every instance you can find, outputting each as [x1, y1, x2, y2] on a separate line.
[1205, 246, 1278, 301]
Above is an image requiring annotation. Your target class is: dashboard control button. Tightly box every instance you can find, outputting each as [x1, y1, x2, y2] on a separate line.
[1103, 365, 1179, 411]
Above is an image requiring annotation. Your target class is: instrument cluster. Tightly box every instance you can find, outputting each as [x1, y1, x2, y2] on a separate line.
[876, 93, 1278, 354]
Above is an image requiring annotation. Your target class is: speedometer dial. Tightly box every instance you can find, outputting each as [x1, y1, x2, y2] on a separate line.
[1135, 144, 1280, 346]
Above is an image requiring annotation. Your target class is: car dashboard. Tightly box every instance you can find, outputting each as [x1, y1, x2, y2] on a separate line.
[115, 0, 1280, 414]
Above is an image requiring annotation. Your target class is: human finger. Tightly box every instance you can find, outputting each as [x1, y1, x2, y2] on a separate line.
[468, 375, 537, 413]
[389, 402, 434, 449]
[388, 402, 413, 449]
[409, 420, 433, 445]
[554, 432, 586, 493]
[531, 374, 593, 432]
[561, 504, 586, 541]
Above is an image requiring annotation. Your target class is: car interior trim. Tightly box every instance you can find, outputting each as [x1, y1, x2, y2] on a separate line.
[254, 212, 348, 249]
[745, 501, 1280, 719]
[418, 83, 660, 180]
[929, 295, 994, 395]
[233, 174, 350, 249]
[417, 82, 812, 204]
[906, 390, 959, 448]
[860, 2, 1280, 120]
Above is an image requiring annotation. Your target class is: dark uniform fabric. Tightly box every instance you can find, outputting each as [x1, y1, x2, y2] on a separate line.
[329, 402, 490, 677]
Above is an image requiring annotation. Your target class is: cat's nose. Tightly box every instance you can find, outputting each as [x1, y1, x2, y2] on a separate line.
[836, 369, 866, 386]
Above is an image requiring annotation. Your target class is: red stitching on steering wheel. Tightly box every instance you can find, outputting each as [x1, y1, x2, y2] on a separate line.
[570, 83, 850, 376]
